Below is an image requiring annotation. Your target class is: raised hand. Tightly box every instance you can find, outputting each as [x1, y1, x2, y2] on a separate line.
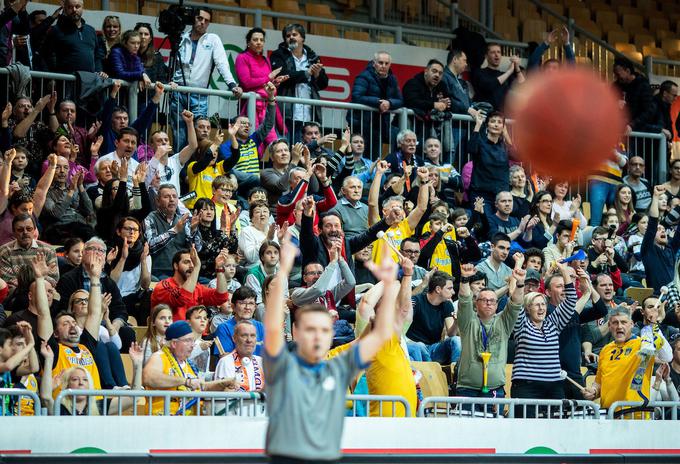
[35, 94, 51, 111]
[189, 244, 201, 268]
[264, 81, 276, 99]
[173, 213, 189, 234]
[91, 135, 103, 156]
[460, 263, 476, 278]
[106, 246, 118, 265]
[133, 161, 148, 185]
[87, 121, 102, 137]
[512, 252, 525, 269]
[511, 267, 527, 285]
[376, 160, 389, 175]
[269, 67, 282, 80]
[215, 248, 229, 268]
[181, 110, 194, 124]
[40, 340, 54, 361]
[278, 231, 298, 275]
[313, 163, 327, 183]
[85, 250, 105, 279]
[118, 157, 128, 181]
[3, 148, 16, 164]
[301, 195, 315, 216]
[399, 255, 414, 276]
[416, 166, 429, 182]
[277, 221, 289, 241]
[1, 102, 12, 123]
[102, 292, 112, 315]
[365, 253, 399, 284]
[128, 342, 144, 365]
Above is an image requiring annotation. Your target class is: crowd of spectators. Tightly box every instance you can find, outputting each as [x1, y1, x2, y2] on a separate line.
[0, 0, 678, 419]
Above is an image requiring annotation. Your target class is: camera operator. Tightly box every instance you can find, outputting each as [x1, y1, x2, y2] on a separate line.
[587, 226, 641, 292]
[169, 7, 243, 152]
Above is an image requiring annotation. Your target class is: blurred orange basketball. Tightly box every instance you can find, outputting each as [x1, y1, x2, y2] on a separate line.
[507, 68, 627, 180]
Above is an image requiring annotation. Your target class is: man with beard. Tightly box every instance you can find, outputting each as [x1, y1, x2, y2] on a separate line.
[41, 0, 106, 75]
[151, 247, 229, 321]
[402, 59, 452, 150]
[40, 155, 95, 243]
[641, 185, 680, 292]
[290, 241, 355, 321]
[144, 184, 202, 279]
[270, 23, 328, 144]
[36, 249, 105, 398]
[47, 100, 100, 166]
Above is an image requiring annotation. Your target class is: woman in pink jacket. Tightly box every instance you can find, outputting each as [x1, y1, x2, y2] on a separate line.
[235, 28, 288, 147]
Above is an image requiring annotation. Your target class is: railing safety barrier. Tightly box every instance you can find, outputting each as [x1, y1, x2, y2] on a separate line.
[607, 400, 680, 420]
[53, 389, 265, 416]
[646, 56, 680, 80]
[346, 394, 412, 417]
[0, 388, 42, 416]
[417, 396, 601, 419]
[0, 68, 670, 189]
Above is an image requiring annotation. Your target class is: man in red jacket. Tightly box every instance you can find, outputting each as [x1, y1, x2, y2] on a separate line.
[151, 245, 229, 320]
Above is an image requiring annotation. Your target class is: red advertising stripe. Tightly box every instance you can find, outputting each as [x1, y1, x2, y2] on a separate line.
[0, 450, 31, 454]
[150, 448, 495, 454]
[591, 449, 680, 455]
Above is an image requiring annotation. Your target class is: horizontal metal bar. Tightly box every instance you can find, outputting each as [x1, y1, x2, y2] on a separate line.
[0, 388, 41, 416]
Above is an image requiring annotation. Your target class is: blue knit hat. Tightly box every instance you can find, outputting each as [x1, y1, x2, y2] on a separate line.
[165, 321, 192, 340]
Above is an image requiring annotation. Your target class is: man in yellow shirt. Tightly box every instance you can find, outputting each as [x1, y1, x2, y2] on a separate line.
[584, 306, 672, 411]
[358, 257, 418, 417]
[371, 166, 430, 264]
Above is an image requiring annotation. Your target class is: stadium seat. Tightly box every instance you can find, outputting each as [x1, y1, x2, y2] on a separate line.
[84, 0, 102, 9]
[607, 30, 630, 45]
[310, 23, 340, 37]
[661, 38, 680, 54]
[457, 0, 480, 20]
[595, 10, 617, 28]
[121, 353, 134, 385]
[240, 0, 269, 8]
[272, 0, 305, 28]
[504, 364, 513, 398]
[107, 0, 137, 13]
[522, 18, 547, 44]
[623, 287, 654, 305]
[615, 42, 638, 55]
[622, 13, 644, 31]
[132, 326, 147, 342]
[213, 12, 242, 26]
[637, 0, 657, 13]
[412, 361, 448, 397]
[568, 6, 592, 24]
[649, 17, 671, 32]
[642, 46, 667, 58]
[580, 20, 602, 39]
[344, 30, 370, 41]
[494, 15, 519, 41]
[634, 33, 656, 50]
[617, 5, 639, 17]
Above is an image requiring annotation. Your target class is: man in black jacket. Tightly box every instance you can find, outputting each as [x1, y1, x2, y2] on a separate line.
[402, 59, 452, 150]
[55, 237, 135, 351]
[40, 0, 106, 76]
[650, 80, 677, 140]
[269, 23, 328, 144]
[613, 57, 655, 134]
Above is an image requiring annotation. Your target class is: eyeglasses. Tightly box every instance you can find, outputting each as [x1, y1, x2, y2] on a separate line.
[218, 187, 234, 193]
[402, 249, 420, 255]
[85, 246, 106, 254]
[478, 298, 497, 305]
[73, 298, 88, 305]
[121, 226, 139, 233]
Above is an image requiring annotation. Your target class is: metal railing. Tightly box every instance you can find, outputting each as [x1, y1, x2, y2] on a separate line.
[646, 56, 680, 80]
[528, 0, 647, 80]
[346, 394, 412, 417]
[607, 400, 680, 420]
[53, 389, 265, 416]
[0, 388, 42, 416]
[418, 396, 601, 419]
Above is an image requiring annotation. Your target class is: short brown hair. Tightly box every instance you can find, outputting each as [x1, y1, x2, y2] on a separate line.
[294, 304, 332, 326]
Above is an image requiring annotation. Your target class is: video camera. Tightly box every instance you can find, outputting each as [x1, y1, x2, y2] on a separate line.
[158, 3, 197, 39]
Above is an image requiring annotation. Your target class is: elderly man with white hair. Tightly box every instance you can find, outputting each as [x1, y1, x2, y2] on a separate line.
[329, 176, 368, 237]
[384, 129, 425, 182]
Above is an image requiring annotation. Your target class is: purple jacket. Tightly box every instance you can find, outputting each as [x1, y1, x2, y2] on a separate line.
[106, 45, 145, 81]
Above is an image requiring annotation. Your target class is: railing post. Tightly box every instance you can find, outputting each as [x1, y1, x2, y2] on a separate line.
[567, 18, 575, 47]
[644, 55, 654, 78]
[127, 84, 138, 122]
[658, 134, 668, 185]
[450, 3, 459, 30]
[370, 0, 377, 22]
[255, 9, 263, 28]
[487, 0, 494, 30]
[398, 107, 408, 132]
[395, 26, 402, 44]
[479, 0, 487, 32]
[247, 93, 257, 134]
[377, 0, 385, 23]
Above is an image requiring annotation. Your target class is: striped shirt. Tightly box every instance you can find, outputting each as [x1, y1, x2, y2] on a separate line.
[511, 283, 577, 382]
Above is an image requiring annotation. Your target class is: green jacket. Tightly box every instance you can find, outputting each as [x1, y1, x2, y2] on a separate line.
[456, 293, 522, 390]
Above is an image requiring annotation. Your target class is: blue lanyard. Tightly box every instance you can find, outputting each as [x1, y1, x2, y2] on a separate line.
[480, 321, 490, 352]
